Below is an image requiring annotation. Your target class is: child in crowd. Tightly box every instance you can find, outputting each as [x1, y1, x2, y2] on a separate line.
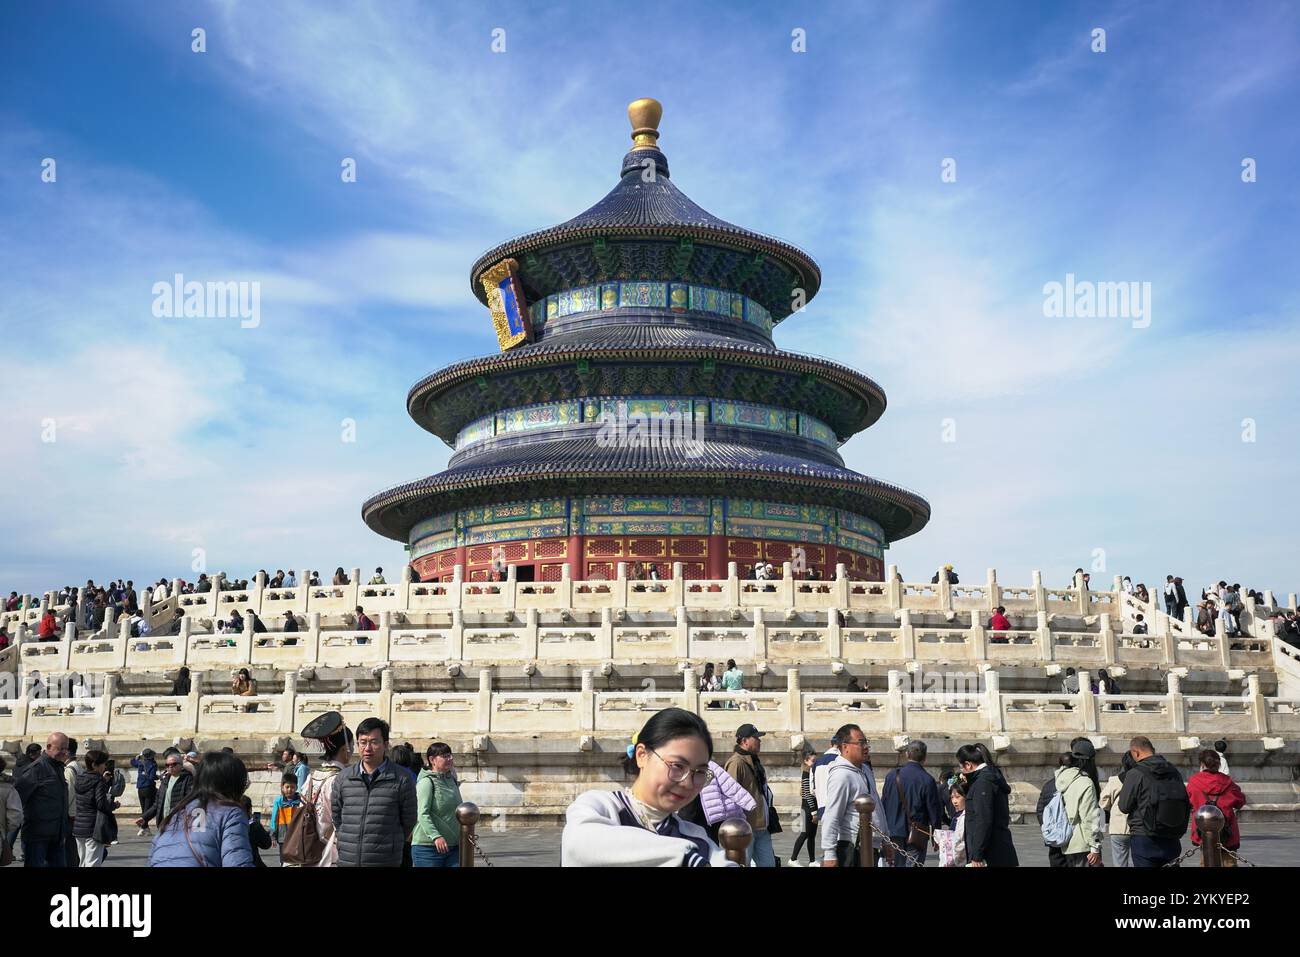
[269, 772, 302, 866]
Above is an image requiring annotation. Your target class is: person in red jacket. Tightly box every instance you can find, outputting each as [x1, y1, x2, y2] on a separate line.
[38, 610, 59, 641]
[988, 606, 1011, 643]
[1186, 749, 1246, 865]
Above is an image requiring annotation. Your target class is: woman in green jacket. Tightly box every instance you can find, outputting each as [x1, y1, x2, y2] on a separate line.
[1054, 754, 1105, 866]
[412, 743, 463, 867]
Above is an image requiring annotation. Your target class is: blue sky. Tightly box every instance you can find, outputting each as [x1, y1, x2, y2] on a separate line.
[1, 0, 1297, 598]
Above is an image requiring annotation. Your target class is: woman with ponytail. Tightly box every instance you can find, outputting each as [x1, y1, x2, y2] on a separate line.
[562, 708, 735, 867]
[955, 743, 1018, 867]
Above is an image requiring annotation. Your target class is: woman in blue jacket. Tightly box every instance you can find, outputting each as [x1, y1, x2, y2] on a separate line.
[149, 751, 255, 867]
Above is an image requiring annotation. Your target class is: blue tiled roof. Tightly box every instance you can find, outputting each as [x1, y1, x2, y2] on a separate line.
[362, 436, 930, 543]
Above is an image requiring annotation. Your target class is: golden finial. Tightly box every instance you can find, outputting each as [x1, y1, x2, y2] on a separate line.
[628, 97, 662, 150]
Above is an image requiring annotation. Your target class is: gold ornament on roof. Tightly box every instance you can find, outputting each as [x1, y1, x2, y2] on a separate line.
[628, 97, 662, 150]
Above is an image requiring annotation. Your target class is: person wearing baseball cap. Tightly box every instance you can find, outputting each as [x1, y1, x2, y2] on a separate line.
[724, 723, 776, 866]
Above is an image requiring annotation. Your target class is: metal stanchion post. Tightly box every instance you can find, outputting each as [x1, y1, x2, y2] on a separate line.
[718, 817, 753, 867]
[1196, 804, 1224, 868]
[854, 795, 876, 868]
[457, 802, 480, 868]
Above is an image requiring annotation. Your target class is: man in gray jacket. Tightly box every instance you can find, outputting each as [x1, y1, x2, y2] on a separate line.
[331, 717, 417, 867]
[820, 724, 885, 867]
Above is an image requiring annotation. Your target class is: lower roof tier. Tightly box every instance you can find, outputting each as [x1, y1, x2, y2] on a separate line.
[362, 435, 930, 545]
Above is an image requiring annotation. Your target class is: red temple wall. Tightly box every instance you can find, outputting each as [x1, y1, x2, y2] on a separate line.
[410, 534, 883, 583]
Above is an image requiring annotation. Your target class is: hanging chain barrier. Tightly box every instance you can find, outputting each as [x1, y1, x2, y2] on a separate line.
[464, 829, 495, 867]
[1219, 845, 1256, 867]
[1162, 845, 1200, 867]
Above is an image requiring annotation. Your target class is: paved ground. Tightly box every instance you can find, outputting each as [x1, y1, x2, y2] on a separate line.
[50, 822, 1300, 867]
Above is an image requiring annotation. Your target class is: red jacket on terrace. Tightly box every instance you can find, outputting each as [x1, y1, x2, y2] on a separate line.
[38, 612, 58, 639]
[1186, 770, 1246, 849]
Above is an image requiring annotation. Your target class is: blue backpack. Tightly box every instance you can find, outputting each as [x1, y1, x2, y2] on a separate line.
[1040, 788, 1074, 848]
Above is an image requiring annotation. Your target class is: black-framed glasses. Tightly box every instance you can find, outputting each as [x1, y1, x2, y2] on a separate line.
[649, 748, 713, 787]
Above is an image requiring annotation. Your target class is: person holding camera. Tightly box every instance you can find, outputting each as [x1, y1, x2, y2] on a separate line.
[73, 750, 119, 867]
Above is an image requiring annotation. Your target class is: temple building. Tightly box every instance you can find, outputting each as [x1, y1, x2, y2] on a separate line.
[363, 99, 930, 582]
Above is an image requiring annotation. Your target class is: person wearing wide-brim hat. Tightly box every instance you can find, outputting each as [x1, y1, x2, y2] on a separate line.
[296, 711, 354, 867]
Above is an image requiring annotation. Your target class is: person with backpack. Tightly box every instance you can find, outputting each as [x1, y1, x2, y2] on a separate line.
[1186, 749, 1246, 866]
[1041, 747, 1104, 867]
[290, 711, 354, 867]
[1117, 735, 1191, 867]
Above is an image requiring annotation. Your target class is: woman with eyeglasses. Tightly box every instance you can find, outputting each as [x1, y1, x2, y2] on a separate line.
[562, 708, 734, 866]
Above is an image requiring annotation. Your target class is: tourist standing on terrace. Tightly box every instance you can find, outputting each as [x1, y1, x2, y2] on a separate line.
[932, 564, 959, 584]
[1164, 575, 1178, 616]
[563, 708, 731, 866]
[721, 658, 744, 709]
[1187, 749, 1246, 866]
[956, 743, 1018, 867]
[150, 751, 254, 867]
[369, 568, 386, 585]
[331, 717, 416, 867]
[1117, 735, 1191, 867]
[699, 662, 720, 694]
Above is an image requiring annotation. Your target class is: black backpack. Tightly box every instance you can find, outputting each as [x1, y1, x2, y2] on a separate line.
[1137, 764, 1191, 839]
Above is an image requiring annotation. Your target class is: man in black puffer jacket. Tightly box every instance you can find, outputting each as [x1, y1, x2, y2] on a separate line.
[331, 717, 416, 867]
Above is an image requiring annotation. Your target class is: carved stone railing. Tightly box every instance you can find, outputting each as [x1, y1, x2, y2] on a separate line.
[2, 665, 1294, 743]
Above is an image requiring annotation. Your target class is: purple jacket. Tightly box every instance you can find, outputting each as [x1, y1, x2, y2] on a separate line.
[700, 760, 757, 825]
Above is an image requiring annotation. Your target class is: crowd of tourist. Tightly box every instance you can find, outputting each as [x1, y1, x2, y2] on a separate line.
[0, 706, 1251, 869]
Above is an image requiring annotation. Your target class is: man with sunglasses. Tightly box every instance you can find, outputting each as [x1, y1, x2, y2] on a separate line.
[137, 748, 194, 829]
[820, 724, 885, 867]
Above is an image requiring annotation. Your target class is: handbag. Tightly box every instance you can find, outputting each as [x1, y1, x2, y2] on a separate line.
[94, 810, 119, 846]
[895, 772, 930, 851]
